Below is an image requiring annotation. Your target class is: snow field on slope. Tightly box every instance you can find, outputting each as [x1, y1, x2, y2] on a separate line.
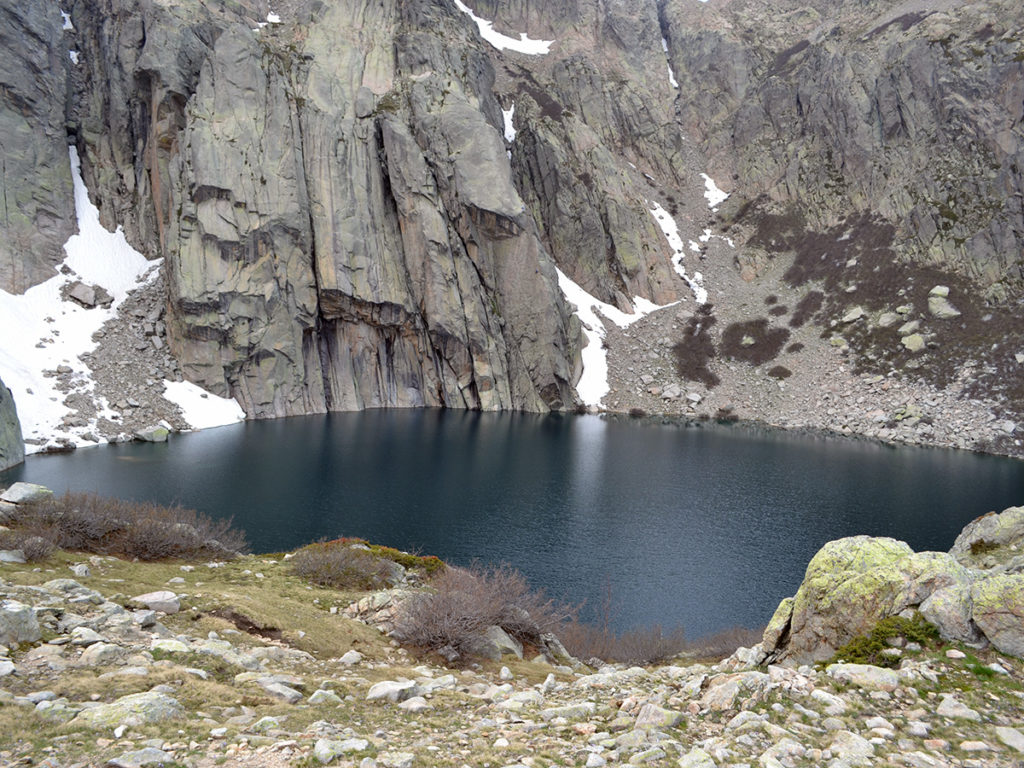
[453, 0, 554, 54]
[0, 147, 243, 453]
[556, 270, 672, 407]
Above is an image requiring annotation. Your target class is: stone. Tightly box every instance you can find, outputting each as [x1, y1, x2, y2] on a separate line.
[71, 691, 184, 729]
[132, 591, 180, 614]
[700, 671, 771, 710]
[0, 599, 41, 647]
[0, 482, 52, 504]
[826, 663, 899, 692]
[950, 507, 1024, 563]
[366, 679, 421, 703]
[308, 688, 343, 706]
[676, 746, 715, 768]
[78, 642, 125, 666]
[106, 747, 174, 768]
[134, 427, 169, 443]
[70, 627, 104, 646]
[466, 625, 523, 660]
[935, 695, 981, 721]
[397, 695, 431, 712]
[379, 752, 415, 768]
[829, 730, 874, 762]
[540, 702, 596, 721]
[634, 703, 685, 729]
[841, 306, 865, 323]
[313, 738, 370, 763]
[0, 550, 26, 564]
[876, 312, 901, 328]
[995, 726, 1024, 753]
[339, 649, 364, 665]
[69, 563, 90, 578]
[151, 639, 189, 654]
[901, 333, 926, 352]
[970, 573, 1024, 656]
[261, 682, 303, 703]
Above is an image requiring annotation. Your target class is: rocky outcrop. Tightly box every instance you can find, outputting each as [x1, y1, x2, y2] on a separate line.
[0, 377, 23, 471]
[663, 0, 1024, 293]
[762, 506, 1024, 664]
[0, 1, 75, 293]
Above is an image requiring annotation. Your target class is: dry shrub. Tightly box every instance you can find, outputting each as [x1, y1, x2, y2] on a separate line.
[672, 305, 720, 388]
[393, 563, 574, 659]
[689, 626, 765, 660]
[720, 318, 790, 365]
[559, 620, 687, 665]
[6, 493, 247, 561]
[289, 540, 396, 590]
[0, 530, 55, 562]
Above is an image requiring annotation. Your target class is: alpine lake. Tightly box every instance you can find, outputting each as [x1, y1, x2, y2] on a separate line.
[4, 410, 1024, 639]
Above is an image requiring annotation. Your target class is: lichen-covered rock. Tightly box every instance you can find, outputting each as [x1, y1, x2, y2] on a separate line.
[970, 574, 1024, 657]
[0, 377, 23, 471]
[0, 599, 41, 648]
[71, 691, 184, 729]
[951, 507, 1024, 566]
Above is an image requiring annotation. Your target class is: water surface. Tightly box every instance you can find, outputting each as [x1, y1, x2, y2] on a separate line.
[4, 411, 1023, 637]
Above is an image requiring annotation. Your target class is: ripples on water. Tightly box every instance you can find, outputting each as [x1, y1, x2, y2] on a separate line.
[4, 410, 1023, 637]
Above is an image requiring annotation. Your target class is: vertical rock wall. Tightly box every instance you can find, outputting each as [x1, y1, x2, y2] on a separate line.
[0, 376, 24, 471]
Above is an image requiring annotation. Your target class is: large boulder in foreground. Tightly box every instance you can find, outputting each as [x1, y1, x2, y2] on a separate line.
[0, 376, 24, 471]
[762, 506, 1024, 664]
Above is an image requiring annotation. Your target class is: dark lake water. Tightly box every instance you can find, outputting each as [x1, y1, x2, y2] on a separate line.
[4, 410, 1024, 638]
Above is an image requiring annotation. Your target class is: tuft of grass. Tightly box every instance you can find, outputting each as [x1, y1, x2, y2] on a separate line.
[289, 540, 396, 590]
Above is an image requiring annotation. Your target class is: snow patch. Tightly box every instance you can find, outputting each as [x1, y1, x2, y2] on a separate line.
[502, 103, 517, 143]
[68, 50, 79, 65]
[648, 202, 707, 304]
[162, 381, 245, 431]
[0, 147, 154, 452]
[453, 0, 554, 55]
[701, 173, 729, 209]
[556, 269, 671, 407]
[0, 146, 245, 453]
[61, 10, 73, 30]
[266, 12, 281, 23]
[662, 38, 679, 89]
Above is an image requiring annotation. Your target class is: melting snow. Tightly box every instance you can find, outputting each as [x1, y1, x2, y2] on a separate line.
[662, 38, 679, 89]
[701, 173, 729, 208]
[502, 103, 517, 143]
[453, 0, 554, 55]
[557, 269, 671, 407]
[648, 202, 707, 304]
[162, 380, 245, 431]
[0, 146, 243, 453]
[60, 10, 73, 30]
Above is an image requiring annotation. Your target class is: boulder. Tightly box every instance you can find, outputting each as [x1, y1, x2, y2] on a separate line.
[134, 427, 170, 443]
[131, 591, 180, 614]
[465, 625, 523, 660]
[0, 377, 23, 471]
[826, 663, 899, 692]
[970, 574, 1024, 657]
[0, 482, 52, 504]
[71, 691, 184, 729]
[0, 599, 41, 647]
[950, 507, 1024, 565]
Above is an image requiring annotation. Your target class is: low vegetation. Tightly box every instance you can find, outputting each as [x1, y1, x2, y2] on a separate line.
[0, 492, 247, 561]
[829, 613, 941, 668]
[393, 563, 574, 661]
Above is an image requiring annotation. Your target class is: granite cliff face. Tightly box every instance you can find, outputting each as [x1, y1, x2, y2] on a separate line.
[0, 376, 23, 471]
[1, 0, 1022, 437]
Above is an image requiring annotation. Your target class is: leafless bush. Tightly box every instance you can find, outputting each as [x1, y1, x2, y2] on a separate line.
[0, 530, 55, 562]
[689, 626, 766, 659]
[290, 540, 395, 590]
[559, 619, 688, 665]
[393, 563, 574, 659]
[5, 493, 247, 561]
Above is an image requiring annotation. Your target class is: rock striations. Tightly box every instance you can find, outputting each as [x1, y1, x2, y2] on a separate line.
[1, 0, 1023, 449]
[0, 377, 23, 471]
